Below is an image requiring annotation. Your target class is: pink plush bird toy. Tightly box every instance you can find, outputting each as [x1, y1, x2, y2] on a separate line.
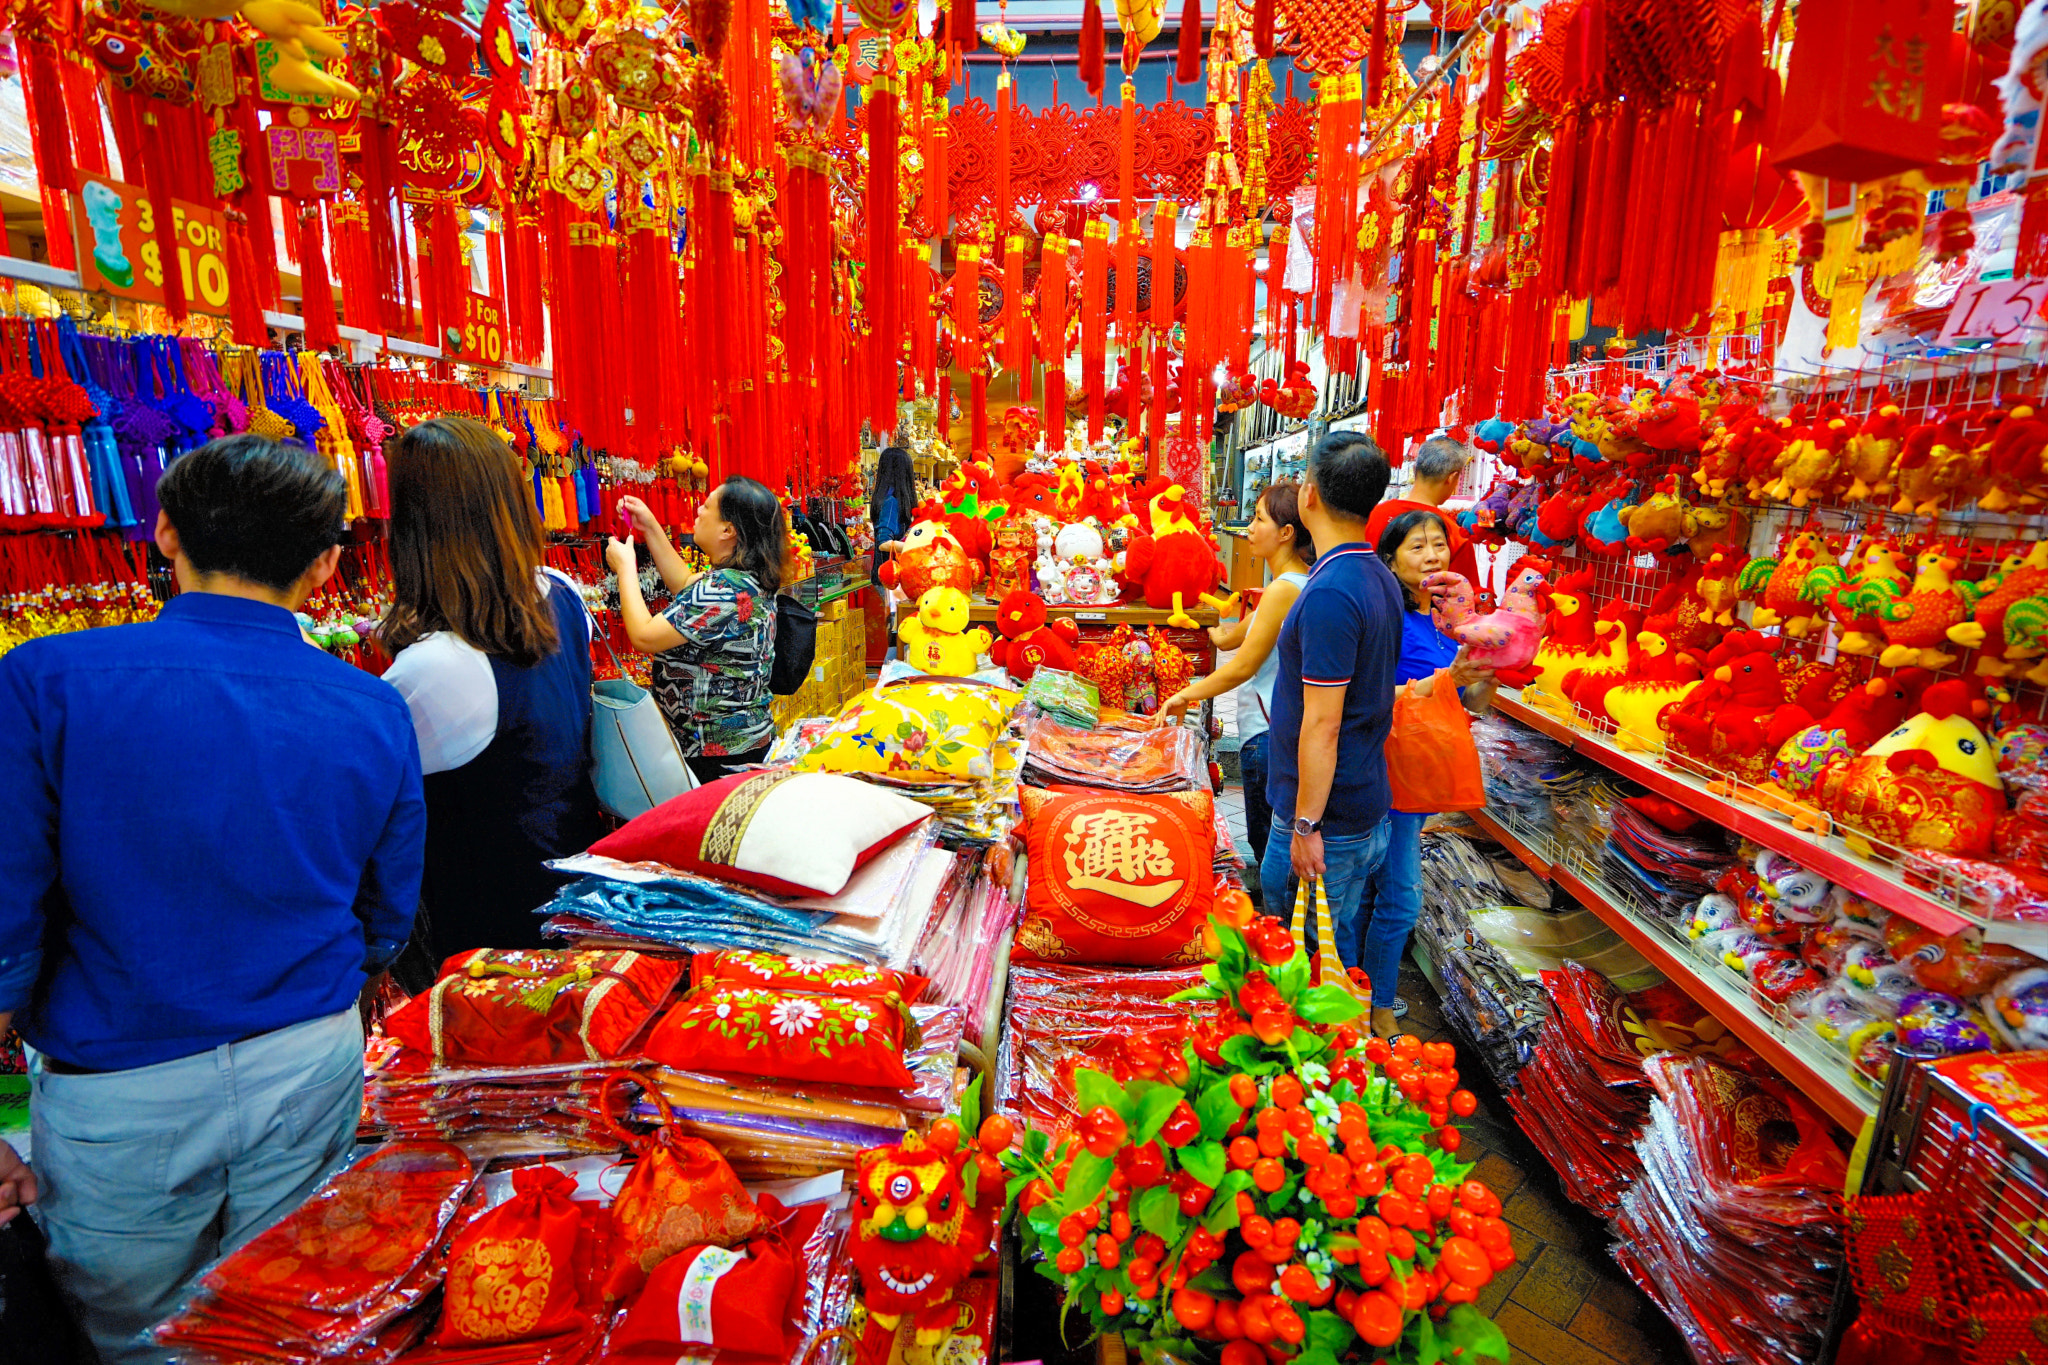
[1422, 557, 1551, 681]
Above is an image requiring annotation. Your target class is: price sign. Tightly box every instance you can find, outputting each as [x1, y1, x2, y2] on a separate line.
[71, 174, 232, 315]
[1938, 277, 2048, 344]
[454, 292, 507, 364]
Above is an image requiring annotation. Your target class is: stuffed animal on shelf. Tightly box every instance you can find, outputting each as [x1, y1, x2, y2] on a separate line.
[1755, 668, 1935, 830]
[1602, 626, 1704, 753]
[987, 590, 1079, 682]
[899, 587, 992, 676]
[848, 1128, 1002, 1365]
[1520, 567, 1625, 717]
[1891, 415, 1976, 515]
[1737, 521, 1832, 639]
[1576, 476, 1640, 558]
[1818, 678, 2008, 859]
[1983, 968, 2048, 1053]
[1840, 401, 1906, 502]
[1692, 644, 1813, 788]
[1420, 557, 1550, 681]
[1118, 484, 1225, 627]
[988, 517, 1035, 602]
[879, 519, 982, 599]
[1867, 543, 1976, 670]
[1616, 475, 1694, 555]
[1978, 404, 2048, 511]
[1947, 539, 2048, 677]
[1801, 531, 1911, 657]
[1766, 408, 1852, 506]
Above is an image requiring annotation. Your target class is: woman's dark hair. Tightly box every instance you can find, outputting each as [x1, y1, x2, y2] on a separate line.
[381, 416, 559, 667]
[872, 446, 916, 531]
[715, 475, 786, 595]
[1376, 508, 1451, 611]
[1257, 480, 1315, 565]
[156, 434, 347, 591]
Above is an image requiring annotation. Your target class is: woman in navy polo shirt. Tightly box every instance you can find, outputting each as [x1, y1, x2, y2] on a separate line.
[1367, 508, 1496, 1037]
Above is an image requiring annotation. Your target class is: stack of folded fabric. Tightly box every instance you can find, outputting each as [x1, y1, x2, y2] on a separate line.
[1613, 1053, 1846, 1365]
[1503, 964, 1655, 1215]
[996, 963, 1224, 1133]
[1413, 833, 1549, 1084]
[1020, 713, 1204, 792]
[1024, 667, 1100, 728]
[154, 1142, 485, 1364]
[1474, 712, 1575, 847]
[1600, 799, 1739, 929]
[360, 1048, 620, 1156]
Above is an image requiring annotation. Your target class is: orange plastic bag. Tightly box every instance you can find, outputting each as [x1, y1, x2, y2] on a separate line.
[1385, 669, 1486, 814]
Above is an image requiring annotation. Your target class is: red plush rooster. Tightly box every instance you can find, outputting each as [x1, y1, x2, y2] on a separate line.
[988, 591, 1080, 681]
[1258, 361, 1316, 419]
[1119, 484, 1225, 626]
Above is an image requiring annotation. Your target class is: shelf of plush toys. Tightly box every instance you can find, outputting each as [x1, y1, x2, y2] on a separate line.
[1468, 796, 1879, 1132]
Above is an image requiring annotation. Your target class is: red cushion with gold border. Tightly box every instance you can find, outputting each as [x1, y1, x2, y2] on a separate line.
[383, 949, 682, 1069]
[1014, 786, 1215, 966]
[693, 951, 928, 1003]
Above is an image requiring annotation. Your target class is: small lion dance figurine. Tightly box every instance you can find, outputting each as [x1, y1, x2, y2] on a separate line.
[848, 1123, 1008, 1365]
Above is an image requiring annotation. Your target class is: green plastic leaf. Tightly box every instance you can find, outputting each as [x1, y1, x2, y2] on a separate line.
[1182, 1139, 1227, 1190]
[1220, 1032, 1278, 1075]
[1203, 1170, 1252, 1233]
[1190, 1264, 1234, 1296]
[1194, 1078, 1241, 1140]
[1133, 1084, 1188, 1146]
[1026, 1200, 1059, 1235]
[1305, 1307, 1356, 1357]
[1274, 949, 1312, 1002]
[1292, 1350, 1340, 1365]
[1137, 1185, 1184, 1242]
[1060, 1152, 1114, 1215]
[1296, 982, 1368, 1024]
[956, 1073, 984, 1132]
[1411, 1310, 1444, 1365]
[1288, 1025, 1331, 1059]
[1074, 1067, 1134, 1122]
[1438, 1303, 1511, 1364]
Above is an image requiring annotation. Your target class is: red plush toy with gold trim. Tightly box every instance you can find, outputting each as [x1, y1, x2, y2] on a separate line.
[848, 1123, 1004, 1365]
[1817, 678, 2008, 858]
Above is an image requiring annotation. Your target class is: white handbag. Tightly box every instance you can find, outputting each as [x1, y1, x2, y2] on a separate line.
[586, 607, 696, 820]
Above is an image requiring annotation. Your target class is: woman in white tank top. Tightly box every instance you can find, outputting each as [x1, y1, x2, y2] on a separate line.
[1158, 483, 1315, 886]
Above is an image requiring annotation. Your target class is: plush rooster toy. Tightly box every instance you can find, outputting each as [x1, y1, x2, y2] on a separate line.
[988, 591, 1080, 681]
[1119, 484, 1226, 627]
[878, 518, 983, 599]
[1422, 558, 1551, 685]
[849, 1129, 1001, 1365]
[1258, 362, 1316, 419]
[1755, 668, 1935, 829]
[1818, 678, 2007, 858]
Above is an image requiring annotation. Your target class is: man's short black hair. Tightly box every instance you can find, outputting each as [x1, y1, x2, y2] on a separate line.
[156, 435, 348, 591]
[1306, 432, 1391, 521]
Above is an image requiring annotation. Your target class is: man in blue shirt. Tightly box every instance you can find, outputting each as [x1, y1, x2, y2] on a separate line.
[1262, 432, 1402, 988]
[0, 435, 425, 1363]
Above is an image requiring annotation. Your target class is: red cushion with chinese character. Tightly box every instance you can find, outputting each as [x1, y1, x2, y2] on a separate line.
[1014, 787, 1215, 966]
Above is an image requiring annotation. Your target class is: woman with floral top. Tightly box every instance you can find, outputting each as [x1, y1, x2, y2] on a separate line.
[607, 476, 785, 782]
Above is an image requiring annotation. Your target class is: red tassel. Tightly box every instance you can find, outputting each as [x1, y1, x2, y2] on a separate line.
[866, 75, 901, 430]
[1040, 233, 1068, 450]
[298, 205, 340, 353]
[1483, 19, 1508, 146]
[18, 39, 76, 271]
[1176, 0, 1203, 86]
[995, 74, 1014, 234]
[1365, 0, 1390, 106]
[1005, 233, 1031, 401]
[1081, 220, 1108, 442]
[222, 208, 269, 346]
[1079, 0, 1106, 101]
[1253, 0, 1275, 60]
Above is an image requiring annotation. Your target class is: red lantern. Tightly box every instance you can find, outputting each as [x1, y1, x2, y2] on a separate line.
[1770, 0, 1951, 182]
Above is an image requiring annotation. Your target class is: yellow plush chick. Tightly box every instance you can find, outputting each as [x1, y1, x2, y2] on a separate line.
[899, 586, 992, 676]
[139, 0, 359, 101]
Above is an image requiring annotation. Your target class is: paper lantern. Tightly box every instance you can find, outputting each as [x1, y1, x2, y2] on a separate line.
[1771, 0, 1951, 181]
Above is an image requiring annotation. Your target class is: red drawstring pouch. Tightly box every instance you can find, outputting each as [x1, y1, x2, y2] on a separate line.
[599, 1072, 766, 1304]
[640, 987, 920, 1089]
[605, 1196, 827, 1363]
[429, 1166, 587, 1346]
[692, 950, 928, 1002]
[383, 948, 682, 1068]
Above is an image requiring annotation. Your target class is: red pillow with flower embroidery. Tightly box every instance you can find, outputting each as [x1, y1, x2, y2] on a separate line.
[1014, 786, 1215, 967]
[640, 988, 918, 1089]
[383, 948, 682, 1069]
[693, 951, 928, 1003]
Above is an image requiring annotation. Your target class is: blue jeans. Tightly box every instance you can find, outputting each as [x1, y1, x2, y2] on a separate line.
[1239, 732, 1274, 883]
[30, 1008, 364, 1364]
[1354, 809, 1424, 1009]
[1260, 815, 1391, 979]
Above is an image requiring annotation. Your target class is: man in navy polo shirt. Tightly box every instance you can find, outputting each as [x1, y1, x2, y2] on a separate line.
[1261, 432, 1403, 980]
[0, 436, 425, 1362]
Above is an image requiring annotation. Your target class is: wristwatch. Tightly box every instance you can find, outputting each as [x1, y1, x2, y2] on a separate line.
[1292, 816, 1322, 837]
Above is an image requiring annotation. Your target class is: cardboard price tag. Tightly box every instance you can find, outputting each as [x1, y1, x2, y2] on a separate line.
[1938, 277, 2048, 344]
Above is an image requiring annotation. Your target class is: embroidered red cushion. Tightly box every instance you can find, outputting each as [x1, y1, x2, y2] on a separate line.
[640, 987, 918, 1089]
[1013, 786, 1215, 966]
[383, 949, 682, 1069]
[588, 768, 933, 897]
[693, 950, 928, 1002]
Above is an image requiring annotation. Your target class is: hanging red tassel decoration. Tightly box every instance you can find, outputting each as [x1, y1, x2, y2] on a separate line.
[1147, 202, 1177, 464]
[1252, 0, 1275, 60]
[1081, 219, 1109, 442]
[298, 205, 341, 353]
[866, 73, 901, 430]
[1040, 233, 1069, 450]
[1080, 0, 1106, 102]
[1364, 0, 1391, 107]
[995, 73, 1014, 234]
[1176, 0, 1203, 87]
[17, 36, 77, 271]
[1005, 233, 1031, 402]
[954, 244, 989, 451]
[1312, 73, 1361, 331]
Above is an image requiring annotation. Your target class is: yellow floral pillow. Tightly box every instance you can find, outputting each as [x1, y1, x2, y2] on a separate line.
[797, 680, 1018, 783]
